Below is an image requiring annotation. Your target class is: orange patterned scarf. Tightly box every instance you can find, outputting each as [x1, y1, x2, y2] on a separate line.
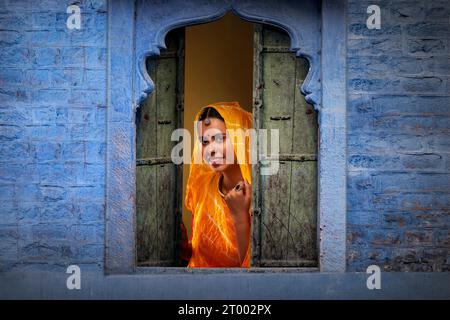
[183, 101, 252, 267]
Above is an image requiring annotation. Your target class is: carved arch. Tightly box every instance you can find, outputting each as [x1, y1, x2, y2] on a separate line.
[133, 0, 322, 111]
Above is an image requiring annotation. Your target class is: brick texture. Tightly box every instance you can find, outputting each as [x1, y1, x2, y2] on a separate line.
[0, 0, 107, 272]
[347, 0, 450, 271]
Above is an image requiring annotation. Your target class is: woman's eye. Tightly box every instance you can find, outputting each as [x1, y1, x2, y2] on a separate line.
[200, 138, 209, 145]
[215, 134, 224, 143]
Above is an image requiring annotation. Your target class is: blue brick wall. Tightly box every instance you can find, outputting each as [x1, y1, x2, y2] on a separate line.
[0, 0, 107, 272]
[0, 0, 448, 273]
[347, 0, 450, 271]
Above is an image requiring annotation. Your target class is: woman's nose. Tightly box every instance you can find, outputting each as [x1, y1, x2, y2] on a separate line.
[207, 141, 219, 157]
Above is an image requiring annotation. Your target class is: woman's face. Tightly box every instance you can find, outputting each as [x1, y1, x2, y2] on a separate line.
[199, 117, 235, 173]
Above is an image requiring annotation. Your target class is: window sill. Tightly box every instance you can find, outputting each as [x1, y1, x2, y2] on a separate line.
[136, 267, 319, 274]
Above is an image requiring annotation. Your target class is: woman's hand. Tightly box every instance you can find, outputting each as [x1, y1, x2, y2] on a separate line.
[224, 179, 251, 265]
[224, 179, 252, 224]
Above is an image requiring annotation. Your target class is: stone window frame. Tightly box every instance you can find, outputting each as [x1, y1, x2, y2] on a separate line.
[105, 0, 347, 274]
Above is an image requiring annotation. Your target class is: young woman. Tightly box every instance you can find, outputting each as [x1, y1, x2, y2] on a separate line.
[180, 101, 252, 267]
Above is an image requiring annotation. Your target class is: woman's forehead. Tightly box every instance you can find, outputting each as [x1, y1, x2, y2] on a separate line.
[198, 118, 227, 136]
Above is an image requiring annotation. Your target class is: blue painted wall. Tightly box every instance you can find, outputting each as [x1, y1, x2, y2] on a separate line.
[0, 0, 448, 274]
[0, 0, 107, 273]
[346, 0, 449, 271]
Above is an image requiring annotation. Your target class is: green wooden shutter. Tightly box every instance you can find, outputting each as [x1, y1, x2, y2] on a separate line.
[252, 24, 318, 267]
[135, 29, 184, 267]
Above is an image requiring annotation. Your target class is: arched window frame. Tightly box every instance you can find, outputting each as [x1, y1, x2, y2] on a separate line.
[105, 0, 347, 274]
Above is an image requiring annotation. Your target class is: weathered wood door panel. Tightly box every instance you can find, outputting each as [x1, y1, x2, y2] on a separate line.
[136, 29, 184, 266]
[252, 24, 318, 267]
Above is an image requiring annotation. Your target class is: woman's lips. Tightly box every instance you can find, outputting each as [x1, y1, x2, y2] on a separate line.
[209, 157, 225, 167]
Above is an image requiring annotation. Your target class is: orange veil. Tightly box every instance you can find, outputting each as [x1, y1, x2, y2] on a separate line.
[182, 101, 252, 267]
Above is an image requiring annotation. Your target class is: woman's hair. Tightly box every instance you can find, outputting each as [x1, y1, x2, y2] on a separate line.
[198, 107, 224, 122]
